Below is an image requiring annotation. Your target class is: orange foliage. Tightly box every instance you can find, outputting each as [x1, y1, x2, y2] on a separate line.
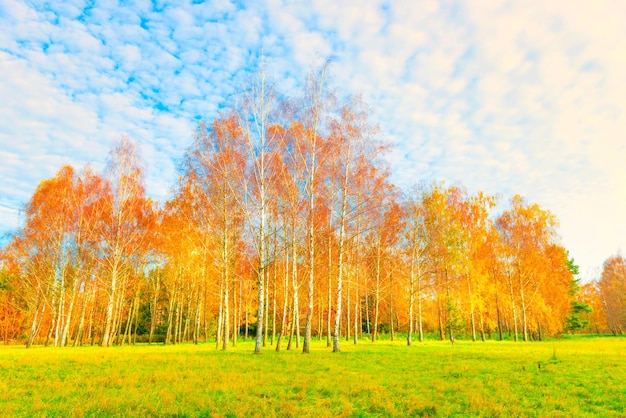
[0, 78, 592, 348]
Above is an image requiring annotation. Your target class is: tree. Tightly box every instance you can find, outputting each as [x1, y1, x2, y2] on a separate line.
[101, 137, 153, 347]
[566, 301, 593, 333]
[298, 61, 332, 354]
[578, 280, 608, 334]
[362, 172, 400, 343]
[3, 164, 112, 347]
[236, 64, 280, 354]
[564, 255, 592, 333]
[335, 101, 386, 351]
[0, 253, 28, 344]
[598, 254, 626, 334]
[496, 195, 572, 341]
[182, 116, 247, 350]
[421, 184, 467, 342]
[402, 186, 430, 345]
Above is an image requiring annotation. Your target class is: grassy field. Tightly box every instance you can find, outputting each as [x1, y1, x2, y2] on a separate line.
[1, 336, 625, 417]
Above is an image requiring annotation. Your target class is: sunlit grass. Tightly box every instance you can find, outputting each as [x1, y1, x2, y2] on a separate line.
[0, 336, 625, 417]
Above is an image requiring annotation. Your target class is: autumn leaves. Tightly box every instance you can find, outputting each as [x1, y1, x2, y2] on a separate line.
[0, 66, 585, 348]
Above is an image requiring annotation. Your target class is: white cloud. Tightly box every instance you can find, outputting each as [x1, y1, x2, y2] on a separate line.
[448, 0, 626, 279]
[1, 0, 625, 280]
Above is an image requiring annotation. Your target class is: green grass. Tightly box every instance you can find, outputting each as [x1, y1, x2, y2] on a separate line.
[1, 336, 625, 417]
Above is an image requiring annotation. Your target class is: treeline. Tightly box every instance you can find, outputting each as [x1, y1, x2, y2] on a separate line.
[576, 255, 626, 335]
[0, 65, 612, 350]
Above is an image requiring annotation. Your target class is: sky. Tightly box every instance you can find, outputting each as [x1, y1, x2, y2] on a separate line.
[1, 0, 625, 281]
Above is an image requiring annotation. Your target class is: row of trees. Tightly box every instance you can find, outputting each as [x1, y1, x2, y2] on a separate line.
[575, 255, 626, 335]
[0, 66, 602, 350]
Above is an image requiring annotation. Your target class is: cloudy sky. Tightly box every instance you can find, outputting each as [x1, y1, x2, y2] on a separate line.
[1, 0, 625, 280]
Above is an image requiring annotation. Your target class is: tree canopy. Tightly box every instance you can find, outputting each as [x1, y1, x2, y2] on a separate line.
[1, 66, 615, 349]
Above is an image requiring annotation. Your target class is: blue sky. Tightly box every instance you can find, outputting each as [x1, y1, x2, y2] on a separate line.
[1, 0, 625, 281]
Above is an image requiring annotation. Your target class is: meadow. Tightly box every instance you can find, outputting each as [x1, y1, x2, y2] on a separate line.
[0, 336, 625, 417]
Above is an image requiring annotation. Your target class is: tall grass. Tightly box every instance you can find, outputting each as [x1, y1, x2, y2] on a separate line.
[0, 336, 624, 417]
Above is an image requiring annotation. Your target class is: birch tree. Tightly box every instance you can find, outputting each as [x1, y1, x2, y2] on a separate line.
[236, 65, 279, 354]
[101, 137, 152, 347]
[299, 61, 331, 354]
